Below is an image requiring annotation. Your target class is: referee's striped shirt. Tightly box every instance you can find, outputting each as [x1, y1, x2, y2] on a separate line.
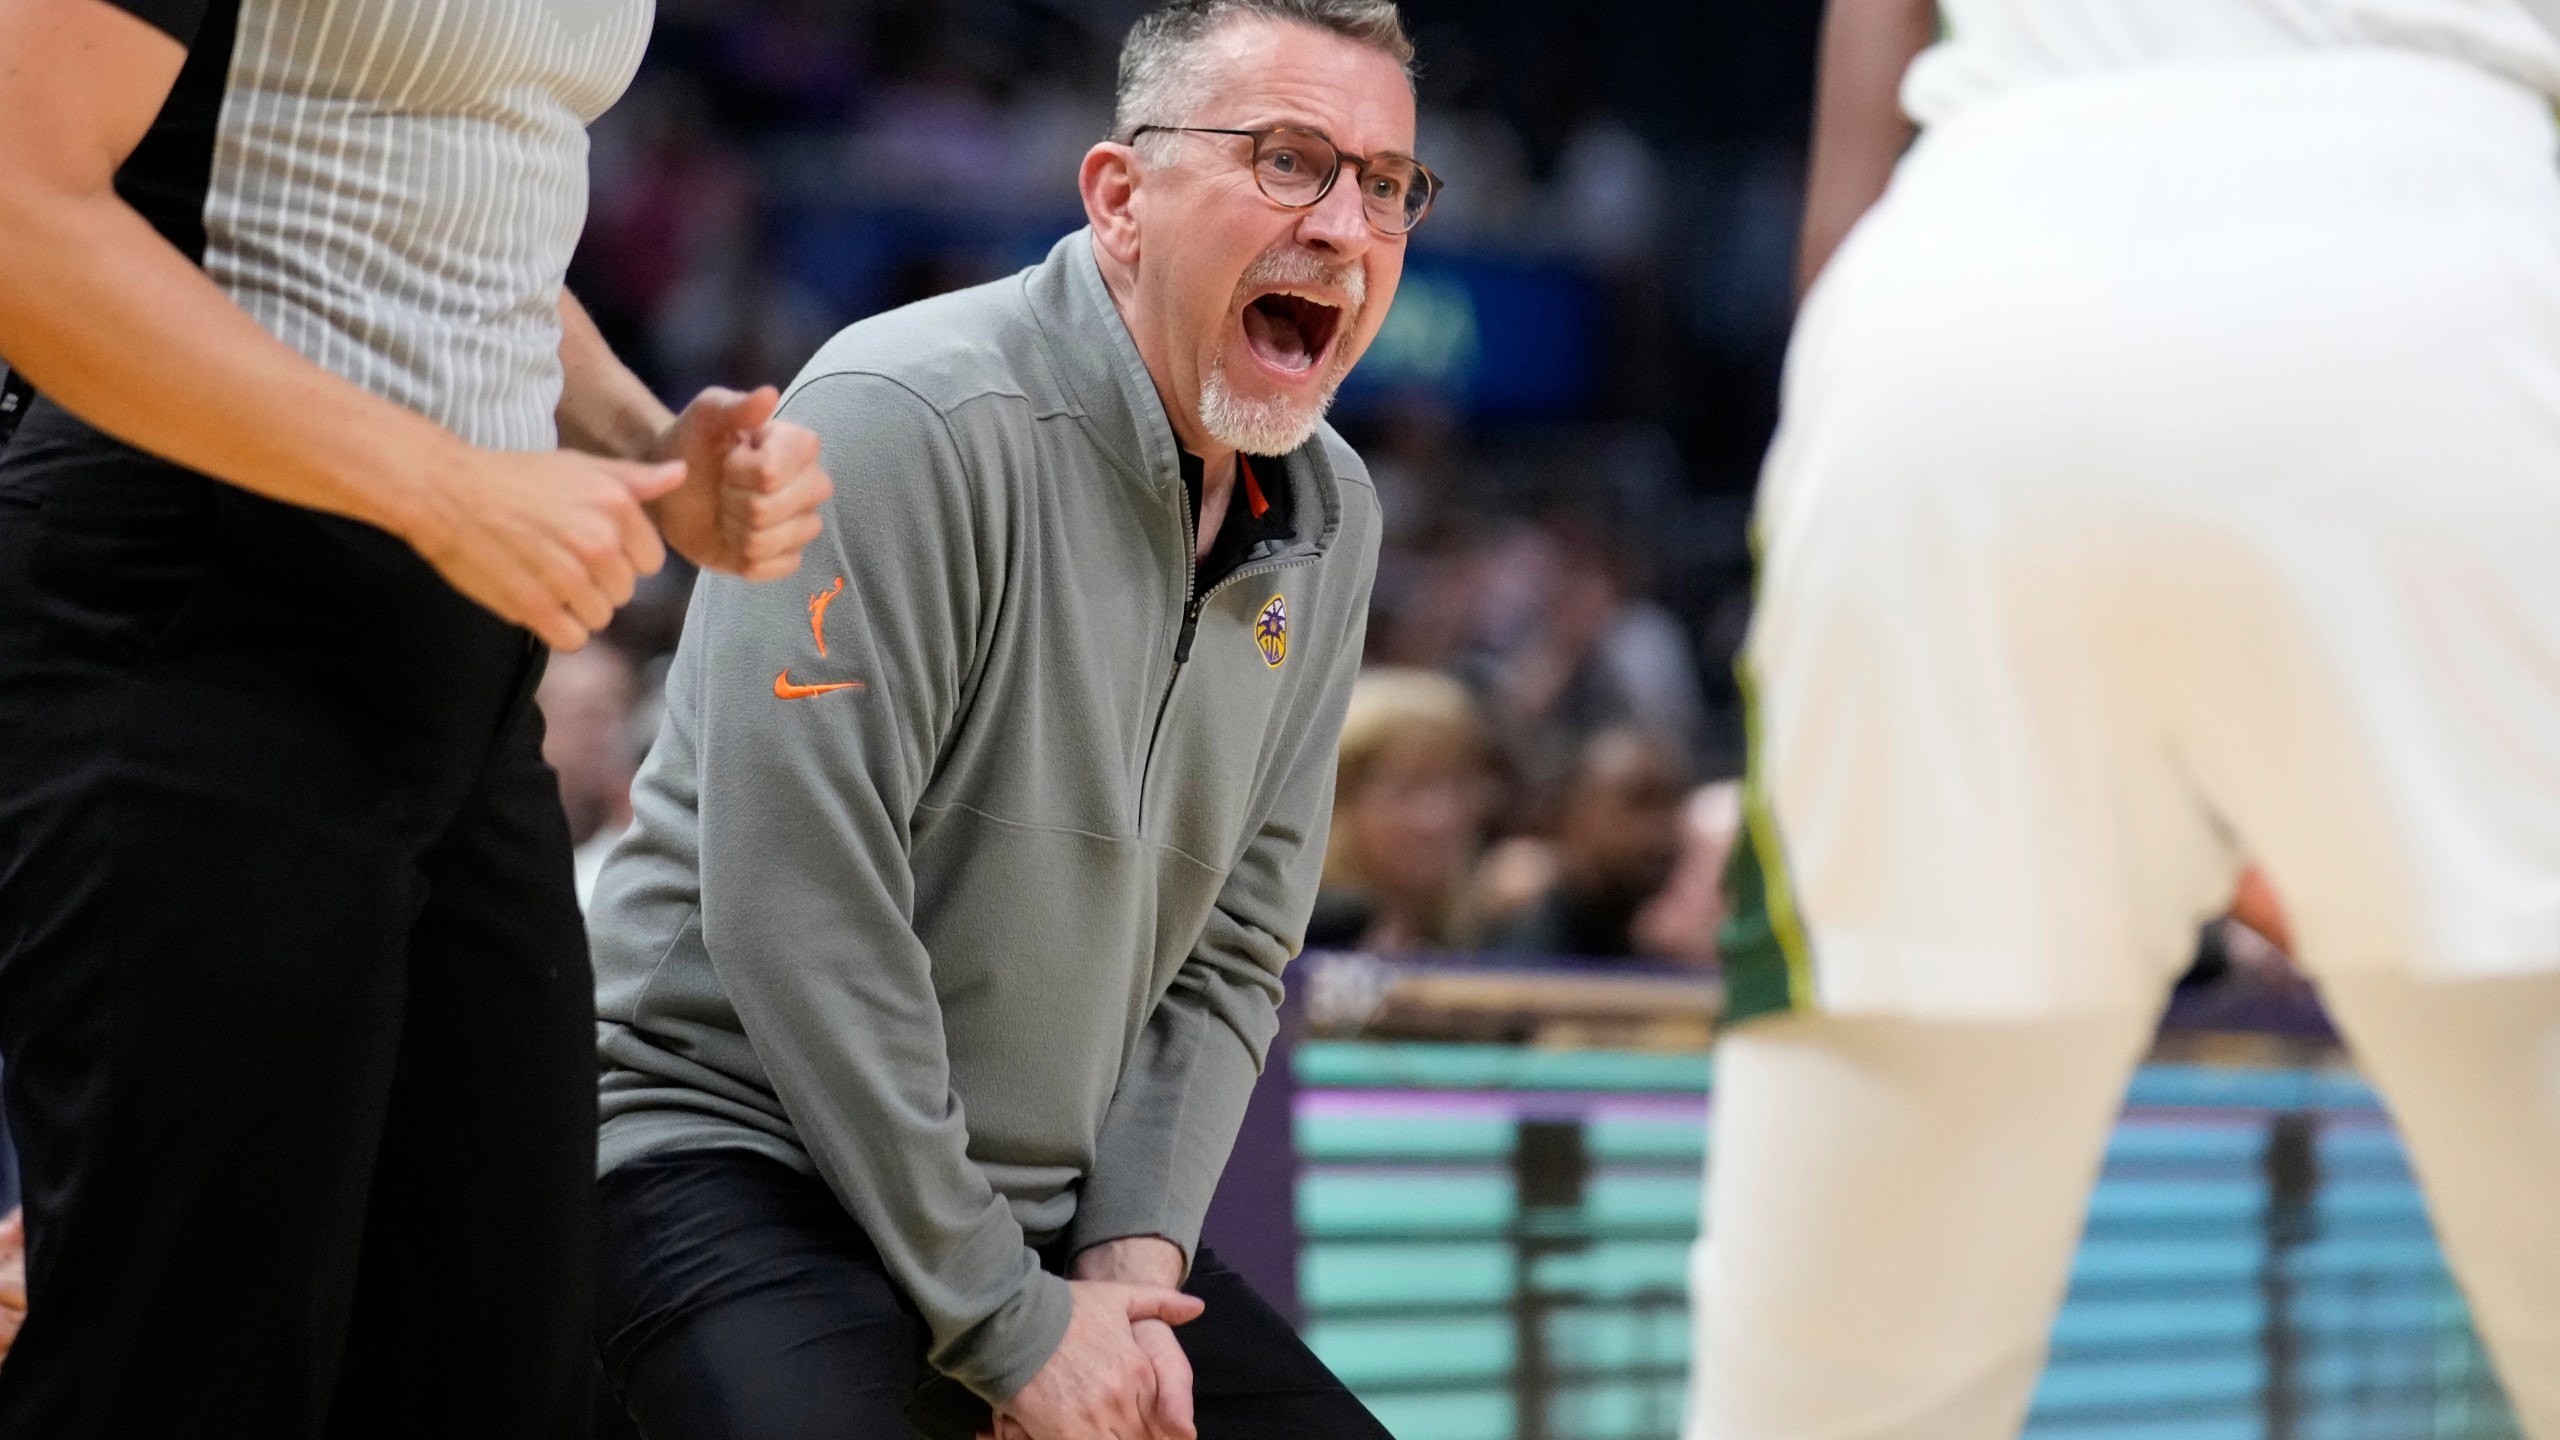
[96, 0, 655, 451]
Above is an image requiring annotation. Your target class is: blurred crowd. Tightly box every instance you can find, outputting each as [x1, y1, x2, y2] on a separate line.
[568, 1, 1728, 402]
[1304, 667, 1742, 964]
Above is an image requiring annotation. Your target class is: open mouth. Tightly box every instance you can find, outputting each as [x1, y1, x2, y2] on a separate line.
[1240, 290, 1345, 377]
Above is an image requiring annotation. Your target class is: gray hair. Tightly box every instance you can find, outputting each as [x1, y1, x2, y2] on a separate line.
[1113, 0, 1415, 154]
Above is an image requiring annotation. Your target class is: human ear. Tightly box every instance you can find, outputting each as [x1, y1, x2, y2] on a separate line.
[1080, 143, 1143, 266]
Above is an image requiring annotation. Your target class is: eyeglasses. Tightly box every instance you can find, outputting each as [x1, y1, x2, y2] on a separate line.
[1128, 124, 1442, 235]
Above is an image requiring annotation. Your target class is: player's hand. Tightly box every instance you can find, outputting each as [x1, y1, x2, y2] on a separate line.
[408, 447, 685, 651]
[998, 1280, 1203, 1440]
[0, 1208, 27, 1362]
[2229, 866, 2294, 955]
[648, 385, 831, 582]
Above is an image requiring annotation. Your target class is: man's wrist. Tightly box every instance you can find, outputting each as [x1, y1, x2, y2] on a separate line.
[1068, 1234, 1187, 1288]
[943, 1267, 1076, 1407]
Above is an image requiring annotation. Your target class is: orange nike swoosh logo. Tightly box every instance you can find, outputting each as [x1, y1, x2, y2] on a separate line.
[774, 670, 865, 699]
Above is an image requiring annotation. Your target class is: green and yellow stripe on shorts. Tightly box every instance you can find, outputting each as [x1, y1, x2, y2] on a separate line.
[1719, 636, 1817, 1026]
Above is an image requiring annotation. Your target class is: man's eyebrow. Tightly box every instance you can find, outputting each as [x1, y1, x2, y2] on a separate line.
[1233, 115, 1330, 138]
[1238, 117, 1424, 161]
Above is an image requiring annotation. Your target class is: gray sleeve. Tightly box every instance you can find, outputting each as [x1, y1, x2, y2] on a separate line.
[1067, 522, 1380, 1263]
[686, 372, 1070, 1402]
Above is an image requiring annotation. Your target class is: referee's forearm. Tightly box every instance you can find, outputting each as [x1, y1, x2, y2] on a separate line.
[0, 0, 466, 552]
[0, 184, 464, 542]
[554, 288, 676, 461]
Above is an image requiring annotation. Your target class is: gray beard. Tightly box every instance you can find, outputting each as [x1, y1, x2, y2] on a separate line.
[1198, 350, 1338, 457]
[1201, 245, 1366, 456]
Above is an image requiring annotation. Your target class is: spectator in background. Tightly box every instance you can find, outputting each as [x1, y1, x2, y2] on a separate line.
[574, 73, 754, 377]
[537, 644, 643, 910]
[1454, 515, 1709, 802]
[1482, 726, 1691, 960]
[1308, 669, 1498, 955]
[1629, 780, 1744, 968]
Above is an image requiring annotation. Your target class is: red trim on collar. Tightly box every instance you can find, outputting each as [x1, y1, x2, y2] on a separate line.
[1242, 456, 1271, 520]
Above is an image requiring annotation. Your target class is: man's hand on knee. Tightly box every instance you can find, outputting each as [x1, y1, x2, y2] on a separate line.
[998, 1277, 1203, 1440]
[1129, 1317, 1194, 1438]
[1066, 1237, 1196, 1439]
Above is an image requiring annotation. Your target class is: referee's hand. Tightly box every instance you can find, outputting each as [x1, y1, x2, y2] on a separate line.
[412, 449, 687, 651]
[648, 386, 832, 583]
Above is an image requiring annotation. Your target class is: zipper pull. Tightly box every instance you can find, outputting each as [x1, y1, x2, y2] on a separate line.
[1174, 602, 1201, 666]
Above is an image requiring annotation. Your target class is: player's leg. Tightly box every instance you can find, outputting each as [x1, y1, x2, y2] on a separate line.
[598, 1149, 929, 1440]
[322, 674, 599, 1439]
[1685, 1007, 2155, 1440]
[2312, 972, 2560, 1436]
[2133, 87, 2560, 1434]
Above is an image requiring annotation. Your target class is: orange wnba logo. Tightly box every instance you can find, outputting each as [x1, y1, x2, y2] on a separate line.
[806, 575, 844, 656]
[1255, 594, 1288, 668]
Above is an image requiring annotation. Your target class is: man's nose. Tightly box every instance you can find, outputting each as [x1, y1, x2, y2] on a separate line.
[1294, 165, 1378, 258]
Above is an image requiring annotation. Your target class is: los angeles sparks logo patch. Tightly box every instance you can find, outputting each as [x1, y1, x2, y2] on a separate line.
[1254, 594, 1289, 668]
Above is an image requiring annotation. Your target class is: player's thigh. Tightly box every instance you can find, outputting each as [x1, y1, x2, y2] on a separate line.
[599, 1150, 928, 1440]
[2152, 477, 2560, 987]
[1737, 416, 2235, 1022]
[1749, 187, 2258, 1023]
[2316, 971, 2560, 1434]
[2148, 165, 2560, 985]
[1690, 1008, 2155, 1440]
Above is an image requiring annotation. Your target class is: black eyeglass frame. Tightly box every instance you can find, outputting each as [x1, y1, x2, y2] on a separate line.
[1126, 124, 1443, 235]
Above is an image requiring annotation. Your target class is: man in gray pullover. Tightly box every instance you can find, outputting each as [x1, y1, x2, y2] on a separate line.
[588, 5, 1437, 1438]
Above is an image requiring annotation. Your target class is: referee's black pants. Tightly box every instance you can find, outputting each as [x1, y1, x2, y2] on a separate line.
[597, 1149, 1395, 1440]
[0, 403, 597, 1439]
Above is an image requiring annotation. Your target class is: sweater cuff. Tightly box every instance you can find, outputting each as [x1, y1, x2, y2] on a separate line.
[937, 1267, 1076, 1404]
[1063, 1183, 1210, 1269]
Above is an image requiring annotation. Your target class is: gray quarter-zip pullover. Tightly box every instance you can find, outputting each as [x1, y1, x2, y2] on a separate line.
[590, 230, 1380, 1401]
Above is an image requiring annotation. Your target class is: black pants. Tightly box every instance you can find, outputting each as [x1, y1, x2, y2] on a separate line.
[0, 403, 597, 1438]
[598, 1150, 1392, 1440]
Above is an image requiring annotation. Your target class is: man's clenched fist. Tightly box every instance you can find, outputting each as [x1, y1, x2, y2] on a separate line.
[649, 385, 832, 582]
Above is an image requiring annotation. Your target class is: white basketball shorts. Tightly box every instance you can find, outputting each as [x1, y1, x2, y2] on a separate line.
[1724, 49, 2560, 1024]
